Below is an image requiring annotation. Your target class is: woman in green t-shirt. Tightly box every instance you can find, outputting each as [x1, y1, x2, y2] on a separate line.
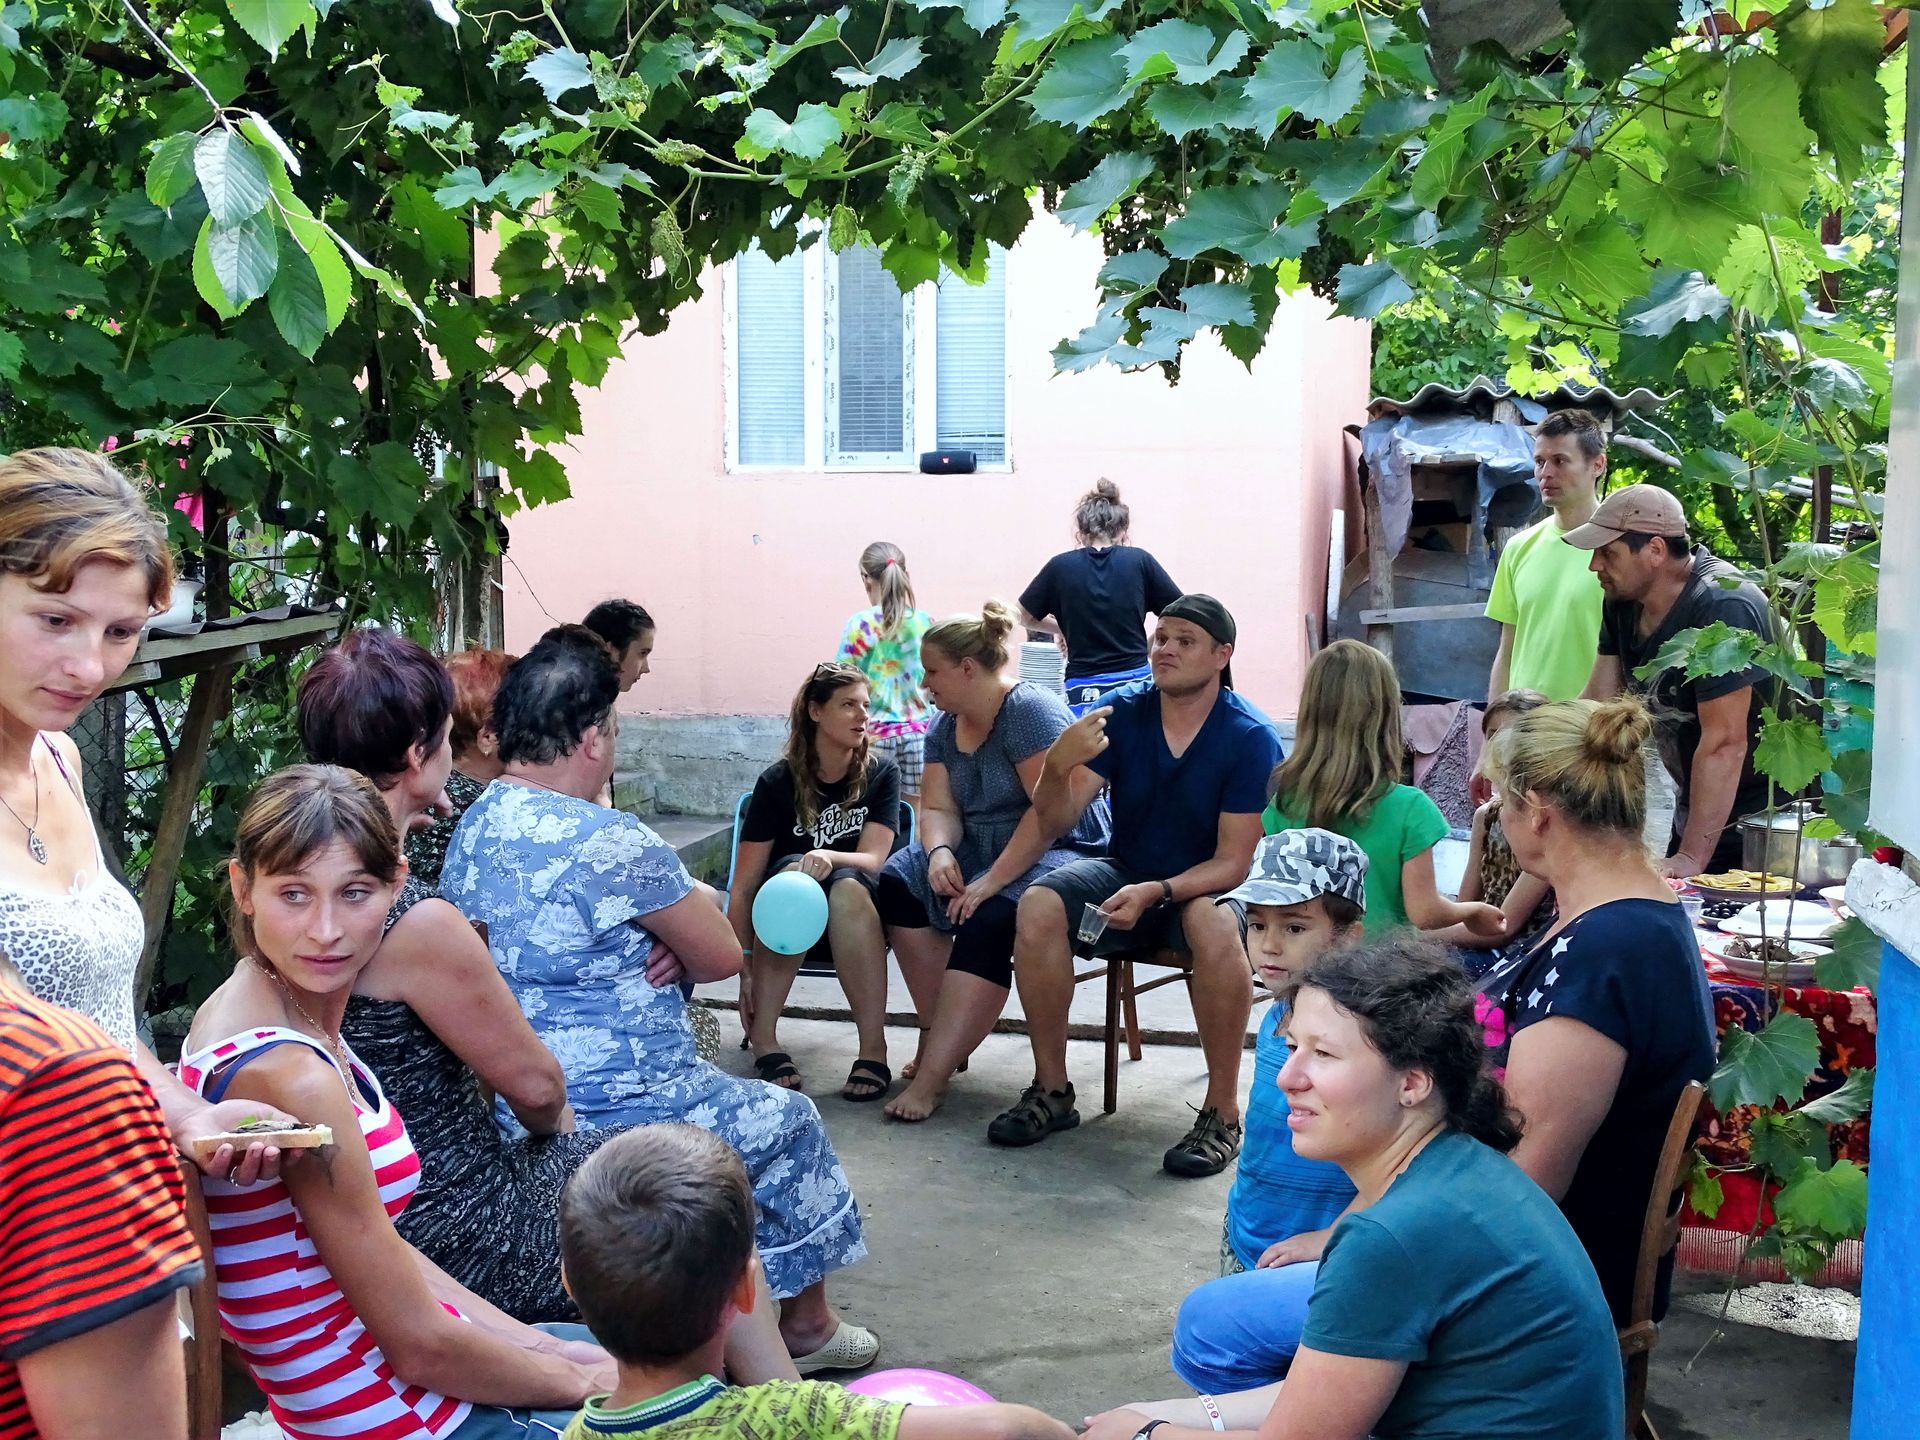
[1265, 642, 1502, 936]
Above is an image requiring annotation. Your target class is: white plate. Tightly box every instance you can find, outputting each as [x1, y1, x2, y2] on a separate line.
[1719, 901, 1841, 942]
[1703, 935, 1826, 985]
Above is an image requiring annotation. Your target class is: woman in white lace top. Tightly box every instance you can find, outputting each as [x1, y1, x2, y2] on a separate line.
[0, 447, 293, 1183]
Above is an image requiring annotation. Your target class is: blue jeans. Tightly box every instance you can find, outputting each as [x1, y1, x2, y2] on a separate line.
[448, 1324, 595, 1439]
[1170, 1263, 1320, 1394]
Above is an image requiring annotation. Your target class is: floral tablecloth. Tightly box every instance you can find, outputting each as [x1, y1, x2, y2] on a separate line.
[1684, 953, 1876, 1233]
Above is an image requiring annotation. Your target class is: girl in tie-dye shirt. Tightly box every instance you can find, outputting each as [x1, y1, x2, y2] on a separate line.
[838, 541, 933, 797]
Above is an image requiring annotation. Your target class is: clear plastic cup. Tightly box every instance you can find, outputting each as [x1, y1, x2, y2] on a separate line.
[1077, 902, 1110, 950]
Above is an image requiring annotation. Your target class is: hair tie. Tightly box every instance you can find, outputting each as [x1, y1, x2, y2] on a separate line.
[885, 558, 897, 567]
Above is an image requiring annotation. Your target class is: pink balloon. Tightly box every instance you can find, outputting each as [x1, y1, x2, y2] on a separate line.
[843, 1368, 995, 1406]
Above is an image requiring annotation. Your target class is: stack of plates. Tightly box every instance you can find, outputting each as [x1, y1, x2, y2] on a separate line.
[1018, 641, 1066, 696]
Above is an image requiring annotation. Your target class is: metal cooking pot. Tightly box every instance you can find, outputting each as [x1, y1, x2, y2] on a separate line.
[1738, 801, 1863, 888]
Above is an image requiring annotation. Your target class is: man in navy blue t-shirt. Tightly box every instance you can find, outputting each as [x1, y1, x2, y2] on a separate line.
[988, 594, 1284, 1177]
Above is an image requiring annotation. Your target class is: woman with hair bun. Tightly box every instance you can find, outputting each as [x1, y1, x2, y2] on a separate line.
[875, 601, 1109, 1122]
[1477, 695, 1714, 1327]
[1087, 936, 1622, 1440]
[838, 542, 934, 803]
[1020, 479, 1184, 714]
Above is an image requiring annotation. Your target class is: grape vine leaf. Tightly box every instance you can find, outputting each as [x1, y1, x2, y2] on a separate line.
[739, 104, 845, 161]
[1752, 707, 1832, 795]
[524, 49, 593, 103]
[1709, 1012, 1819, 1111]
[1119, 19, 1249, 86]
[1633, 621, 1760, 685]
[1147, 80, 1250, 142]
[1773, 1158, 1869, 1240]
[1719, 55, 1816, 217]
[1776, 0, 1890, 180]
[1748, 1111, 1828, 1179]
[1236, 40, 1366, 134]
[1095, 250, 1167, 294]
[1623, 156, 1748, 272]
[1798, 1067, 1875, 1126]
[1560, 0, 1682, 82]
[833, 38, 926, 88]
[1335, 261, 1413, 319]
[1161, 183, 1318, 263]
[1029, 36, 1132, 130]
[1051, 312, 1127, 373]
[1055, 152, 1155, 232]
[1816, 917, 1881, 993]
[1621, 269, 1728, 338]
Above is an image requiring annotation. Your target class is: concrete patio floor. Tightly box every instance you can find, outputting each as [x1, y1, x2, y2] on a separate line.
[723, 1013, 1856, 1440]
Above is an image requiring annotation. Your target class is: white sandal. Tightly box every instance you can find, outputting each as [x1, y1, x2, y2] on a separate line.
[791, 1319, 880, 1375]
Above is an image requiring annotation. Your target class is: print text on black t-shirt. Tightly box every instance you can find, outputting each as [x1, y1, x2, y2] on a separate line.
[741, 757, 903, 865]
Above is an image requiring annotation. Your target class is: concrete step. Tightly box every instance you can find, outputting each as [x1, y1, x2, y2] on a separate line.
[640, 811, 733, 887]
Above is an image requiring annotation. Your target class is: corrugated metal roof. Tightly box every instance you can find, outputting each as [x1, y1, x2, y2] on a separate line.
[1367, 375, 1674, 421]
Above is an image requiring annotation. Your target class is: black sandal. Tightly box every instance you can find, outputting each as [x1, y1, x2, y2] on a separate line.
[752, 1051, 803, 1091]
[841, 1058, 892, 1102]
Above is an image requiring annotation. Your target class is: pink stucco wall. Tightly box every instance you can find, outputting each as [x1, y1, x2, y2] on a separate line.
[501, 212, 1370, 720]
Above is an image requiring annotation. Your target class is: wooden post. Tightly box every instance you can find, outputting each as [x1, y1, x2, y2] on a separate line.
[1362, 477, 1395, 664]
[133, 662, 238, 1005]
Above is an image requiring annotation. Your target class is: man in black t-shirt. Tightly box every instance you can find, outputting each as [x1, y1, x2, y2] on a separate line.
[1570, 485, 1774, 875]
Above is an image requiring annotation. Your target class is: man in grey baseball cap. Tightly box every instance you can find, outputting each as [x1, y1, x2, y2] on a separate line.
[1572, 484, 1773, 876]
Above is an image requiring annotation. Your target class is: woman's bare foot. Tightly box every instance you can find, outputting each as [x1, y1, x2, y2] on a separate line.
[901, 1033, 963, 1082]
[884, 1076, 949, 1122]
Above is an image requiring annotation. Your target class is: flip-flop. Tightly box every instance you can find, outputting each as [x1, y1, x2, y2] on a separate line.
[841, 1058, 892, 1102]
[752, 1051, 803, 1090]
[792, 1319, 880, 1375]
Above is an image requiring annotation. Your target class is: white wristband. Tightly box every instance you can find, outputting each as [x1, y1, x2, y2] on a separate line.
[1199, 1394, 1225, 1432]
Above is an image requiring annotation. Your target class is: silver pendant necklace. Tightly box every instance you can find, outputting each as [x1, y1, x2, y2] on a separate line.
[0, 761, 46, 865]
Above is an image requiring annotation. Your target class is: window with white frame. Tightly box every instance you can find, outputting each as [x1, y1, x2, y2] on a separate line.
[726, 241, 1008, 470]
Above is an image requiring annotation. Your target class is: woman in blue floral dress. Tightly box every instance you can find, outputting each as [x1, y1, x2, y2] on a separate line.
[439, 624, 878, 1374]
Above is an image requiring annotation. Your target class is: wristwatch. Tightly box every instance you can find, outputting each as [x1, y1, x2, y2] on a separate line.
[1157, 879, 1175, 906]
[1132, 1421, 1170, 1440]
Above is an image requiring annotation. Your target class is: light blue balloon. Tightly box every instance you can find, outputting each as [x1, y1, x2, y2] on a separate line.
[753, 870, 829, 955]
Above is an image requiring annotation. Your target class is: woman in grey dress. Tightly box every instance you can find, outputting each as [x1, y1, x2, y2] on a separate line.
[875, 600, 1109, 1121]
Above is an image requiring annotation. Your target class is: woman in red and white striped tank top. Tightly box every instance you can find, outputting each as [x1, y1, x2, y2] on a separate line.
[181, 765, 617, 1440]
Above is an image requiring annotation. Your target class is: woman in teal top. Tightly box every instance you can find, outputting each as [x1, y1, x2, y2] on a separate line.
[1085, 935, 1623, 1440]
[1264, 642, 1502, 936]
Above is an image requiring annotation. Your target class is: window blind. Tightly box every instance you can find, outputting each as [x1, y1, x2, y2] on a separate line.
[936, 247, 1008, 464]
[734, 245, 805, 466]
[830, 246, 910, 463]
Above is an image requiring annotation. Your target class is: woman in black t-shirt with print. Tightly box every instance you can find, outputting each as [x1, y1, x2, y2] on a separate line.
[729, 662, 901, 1101]
[1019, 479, 1182, 713]
[1474, 695, 1715, 1326]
